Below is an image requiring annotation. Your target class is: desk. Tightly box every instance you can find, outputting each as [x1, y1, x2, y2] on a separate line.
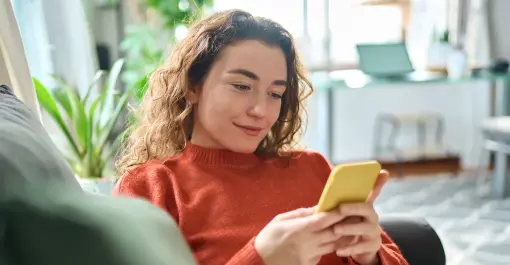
[311, 70, 510, 197]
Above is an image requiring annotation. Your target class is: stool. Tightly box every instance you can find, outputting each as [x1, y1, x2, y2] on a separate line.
[476, 116, 510, 198]
[373, 113, 446, 177]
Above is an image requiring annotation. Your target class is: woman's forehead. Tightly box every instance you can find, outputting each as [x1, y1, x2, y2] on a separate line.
[212, 40, 287, 80]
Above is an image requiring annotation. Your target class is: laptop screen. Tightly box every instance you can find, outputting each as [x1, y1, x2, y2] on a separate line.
[356, 43, 414, 77]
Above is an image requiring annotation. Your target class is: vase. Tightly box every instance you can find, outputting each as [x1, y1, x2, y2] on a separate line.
[76, 176, 117, 195]
[447, 48, 468, 80]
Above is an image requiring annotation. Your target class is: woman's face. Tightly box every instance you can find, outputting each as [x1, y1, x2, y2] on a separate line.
[189, 40, 288, 153]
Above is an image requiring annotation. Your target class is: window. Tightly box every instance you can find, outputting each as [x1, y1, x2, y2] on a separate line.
[212, 0, 449, 70]
[213, 0, 305, 37]
[328, 1, 404, 66]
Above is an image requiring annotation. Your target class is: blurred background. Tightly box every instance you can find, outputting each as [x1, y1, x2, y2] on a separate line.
[3, 0, 510, 264]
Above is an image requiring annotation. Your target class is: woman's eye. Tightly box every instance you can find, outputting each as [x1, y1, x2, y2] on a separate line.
[270, 93, 283, 100]
[233, 84, 250, 90]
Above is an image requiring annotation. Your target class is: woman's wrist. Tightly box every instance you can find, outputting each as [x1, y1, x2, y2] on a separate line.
[351, 254, 380, 265]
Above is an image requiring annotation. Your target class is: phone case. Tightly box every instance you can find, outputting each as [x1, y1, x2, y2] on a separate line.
[316, 161, 381, 213]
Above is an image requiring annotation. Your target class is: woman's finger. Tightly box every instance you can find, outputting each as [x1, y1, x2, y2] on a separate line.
[334, 235, 358, 248]
[335, 238, 381, 257]
[314, 241, 338, 257]
[333, 222, 379, 237]
[337, 203, 379, 224]
[367, 170, 389, 204]
[313, 226, 340, 244]
[302, 210, 346, 231]
[273, 207, 315, 221]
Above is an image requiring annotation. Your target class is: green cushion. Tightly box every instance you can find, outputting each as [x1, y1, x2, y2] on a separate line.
[0, 85, 197, 265]
[3, 186, 196, 265]
[0, 84, 81, 191]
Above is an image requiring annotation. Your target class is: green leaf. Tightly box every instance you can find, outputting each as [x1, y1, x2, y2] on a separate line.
[89, 97, 101, 143]
[33, 77, 81, 157]
[99, 59, 124, 127]
[85, 97, 101, 179]
[51, 75, 90, 157]
[103, 128, 126, 163]
[74, 100, 90, 156]
[53, 88, 73, 118]
[134, 75, 149, 101]
[84, 70, 105, 103]
[51, 74, 80, 102]
[97, 81, 136, 157]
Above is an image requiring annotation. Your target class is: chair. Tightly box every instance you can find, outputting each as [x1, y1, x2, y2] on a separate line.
[373, 112, 450, 177]
[476, 116, 510, 198]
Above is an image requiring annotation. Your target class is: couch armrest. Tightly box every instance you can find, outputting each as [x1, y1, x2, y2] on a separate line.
[380, 217, 446, 265]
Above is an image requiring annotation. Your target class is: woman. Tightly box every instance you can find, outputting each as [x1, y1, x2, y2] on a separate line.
[113, 9, 408, 265]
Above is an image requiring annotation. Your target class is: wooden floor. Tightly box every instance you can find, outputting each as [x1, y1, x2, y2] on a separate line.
[379, 156, 461, 178]
[335, 154, 462, 178]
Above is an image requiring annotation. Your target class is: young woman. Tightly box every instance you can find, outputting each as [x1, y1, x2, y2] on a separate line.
[113, 9, 408, 265]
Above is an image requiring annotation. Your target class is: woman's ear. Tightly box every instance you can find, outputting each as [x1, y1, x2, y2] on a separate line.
[186, 90, 198, 104]
[187, 85, 201, 104]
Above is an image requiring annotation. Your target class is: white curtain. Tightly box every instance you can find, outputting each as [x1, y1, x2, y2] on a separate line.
[0, 0, 42, 120]
[41, 0, 98, 95]
[463, 0, 492, 68]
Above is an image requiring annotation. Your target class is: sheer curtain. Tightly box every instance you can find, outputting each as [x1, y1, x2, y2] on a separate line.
[464, 0, 491, 68]
[11, 0, 55, 87]
[41, 0, 98, 94]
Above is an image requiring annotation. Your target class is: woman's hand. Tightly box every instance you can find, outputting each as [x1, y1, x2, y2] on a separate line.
[333, 170, 389, 265]
[333, 203, 381, 265]
[254, 206, 346, 265]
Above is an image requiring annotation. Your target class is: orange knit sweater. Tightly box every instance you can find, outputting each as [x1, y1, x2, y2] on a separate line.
[113, 142, 408, 265]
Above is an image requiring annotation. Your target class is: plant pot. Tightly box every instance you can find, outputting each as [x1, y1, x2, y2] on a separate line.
[426, 42, 452, 73]
[76, 176, 117, 195]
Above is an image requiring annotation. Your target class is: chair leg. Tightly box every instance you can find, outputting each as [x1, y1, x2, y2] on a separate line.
[372, 119, 384, 157]
[388, 121, 404, 177]
[475, 148, 490, 195]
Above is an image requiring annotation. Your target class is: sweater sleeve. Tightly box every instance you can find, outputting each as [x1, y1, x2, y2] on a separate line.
[309, 152, 409, 265]
[112, 162, 179, 221]
[224, 237, 266, 265]
[376, 229, 409, 265]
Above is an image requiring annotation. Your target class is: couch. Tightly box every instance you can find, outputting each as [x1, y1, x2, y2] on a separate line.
[0, 84, 446, 265]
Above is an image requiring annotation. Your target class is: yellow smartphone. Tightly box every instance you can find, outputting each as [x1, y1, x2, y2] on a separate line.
[316, 160, 381, 213]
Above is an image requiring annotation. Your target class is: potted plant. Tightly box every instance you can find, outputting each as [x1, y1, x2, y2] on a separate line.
[426, 29, 452, 73]
[33, 59, 146, 194]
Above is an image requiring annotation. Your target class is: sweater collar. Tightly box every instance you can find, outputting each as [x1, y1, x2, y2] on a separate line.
[182, 141, 262, 168]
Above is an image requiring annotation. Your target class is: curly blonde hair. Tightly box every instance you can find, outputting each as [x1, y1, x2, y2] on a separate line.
[116, 9, 313, 177]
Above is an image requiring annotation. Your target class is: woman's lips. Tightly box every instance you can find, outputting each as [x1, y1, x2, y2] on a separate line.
[234, 124, 263, 136]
